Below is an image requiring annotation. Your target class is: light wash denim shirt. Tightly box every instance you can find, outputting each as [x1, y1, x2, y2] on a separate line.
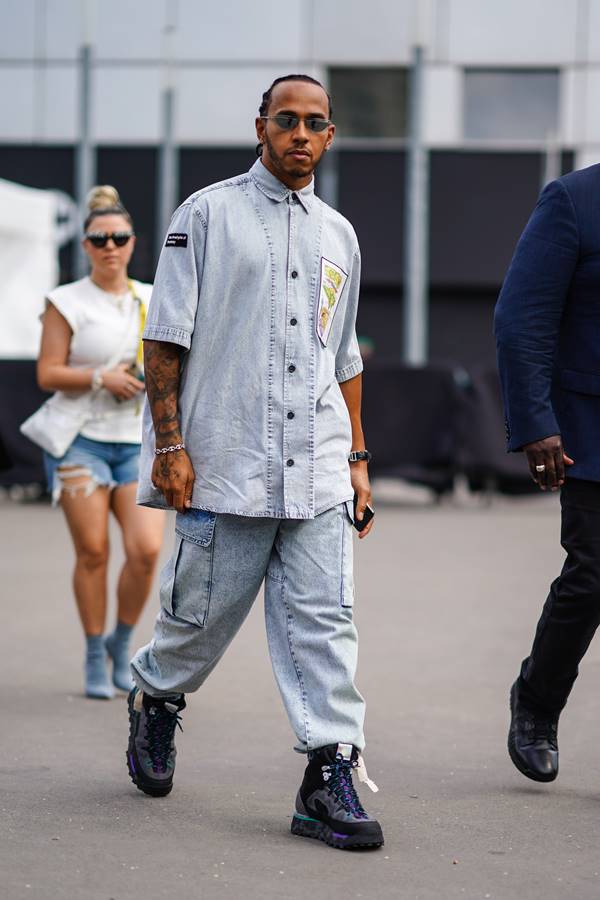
[137, 159, 363, 519]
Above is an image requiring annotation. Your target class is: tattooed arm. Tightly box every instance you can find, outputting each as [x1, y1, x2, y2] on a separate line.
[145, 339, 196, 513]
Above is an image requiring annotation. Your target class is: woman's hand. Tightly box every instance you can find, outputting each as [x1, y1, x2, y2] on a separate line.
[101, 363, 145, 401]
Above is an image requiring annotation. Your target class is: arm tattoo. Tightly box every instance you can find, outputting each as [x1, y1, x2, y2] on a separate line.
[144, 340, 184, 447]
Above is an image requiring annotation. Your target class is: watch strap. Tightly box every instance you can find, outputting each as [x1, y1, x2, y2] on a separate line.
[348, 450, 372, 463]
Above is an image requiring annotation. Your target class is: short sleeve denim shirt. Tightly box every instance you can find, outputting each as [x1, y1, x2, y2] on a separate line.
[137, 159, 363, 519]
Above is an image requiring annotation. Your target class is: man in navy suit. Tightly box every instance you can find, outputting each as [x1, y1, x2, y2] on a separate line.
[495, 163, 600, 783]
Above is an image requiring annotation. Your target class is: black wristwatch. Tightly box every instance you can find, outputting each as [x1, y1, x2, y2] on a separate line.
[348, 450, 372, 463]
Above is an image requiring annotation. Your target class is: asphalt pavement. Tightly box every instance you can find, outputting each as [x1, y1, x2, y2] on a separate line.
[3, 489, 600, 900]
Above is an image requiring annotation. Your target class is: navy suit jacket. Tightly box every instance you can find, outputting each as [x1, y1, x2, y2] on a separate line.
[494, 163, 600, 481]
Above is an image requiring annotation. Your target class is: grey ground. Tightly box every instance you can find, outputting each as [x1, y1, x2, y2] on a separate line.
[3, 488, 600, 900]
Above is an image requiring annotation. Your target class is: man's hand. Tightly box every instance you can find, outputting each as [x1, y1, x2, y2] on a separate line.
[350, 461, 374, 540]
[523, 434, 574, 492]
[152, 449, 196, 513]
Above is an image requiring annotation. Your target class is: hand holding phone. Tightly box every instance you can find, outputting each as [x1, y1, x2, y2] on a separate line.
[353, 492, 375, 532]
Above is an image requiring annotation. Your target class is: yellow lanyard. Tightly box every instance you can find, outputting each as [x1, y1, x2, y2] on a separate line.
[127, 279, 146, 368]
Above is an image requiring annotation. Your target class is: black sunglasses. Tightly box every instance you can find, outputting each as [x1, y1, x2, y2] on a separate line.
[85, 231, 135, 248]
[261, 114, 331, 133]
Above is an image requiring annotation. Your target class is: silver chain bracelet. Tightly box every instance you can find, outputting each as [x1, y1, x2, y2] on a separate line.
[154, 443, 186, 455]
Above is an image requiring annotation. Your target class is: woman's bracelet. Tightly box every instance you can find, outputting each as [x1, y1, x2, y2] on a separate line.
[155, 443, 186, 455]
[91, 367, 105, 391]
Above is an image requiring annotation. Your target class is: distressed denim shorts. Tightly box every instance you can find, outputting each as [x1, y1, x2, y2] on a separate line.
[43, 434, 141, 505]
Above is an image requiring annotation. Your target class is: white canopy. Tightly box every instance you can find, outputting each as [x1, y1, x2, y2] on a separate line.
[0, 179, 59, 359]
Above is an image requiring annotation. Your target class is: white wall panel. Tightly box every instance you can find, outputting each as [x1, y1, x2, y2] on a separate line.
[44, 0, 81, 59]
[93, 66, 162, 142]
[174, 0, 304, 63]
[0, 67, 35, 140]
[581, 68, 600, 143]
[0, 1, 36, 59]
[587, 0, 600, 62]
[447, 0, 578, 65]
[93, 1, 164, 59]
[313, 0, 415, 64]
[45, 0, 168, 61]
[175, 65, 321, 145]
[575, 147, 600, 170]
[38, 66, 78, 141]
[423, 65, 462, 143]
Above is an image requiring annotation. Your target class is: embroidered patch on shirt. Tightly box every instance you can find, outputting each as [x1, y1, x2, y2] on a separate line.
[316, 257, 348, 347]
[165, 233, 188, 248]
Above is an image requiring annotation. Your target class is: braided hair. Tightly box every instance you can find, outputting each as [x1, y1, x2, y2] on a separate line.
[256, 74, 333, 157]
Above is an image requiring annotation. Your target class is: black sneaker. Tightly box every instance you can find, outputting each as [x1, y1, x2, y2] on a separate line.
[291, 743, 384, 850]
[126, 686, 186, 797]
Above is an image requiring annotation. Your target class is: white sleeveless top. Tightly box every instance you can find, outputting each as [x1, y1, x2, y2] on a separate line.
[46, 276, 152, 444]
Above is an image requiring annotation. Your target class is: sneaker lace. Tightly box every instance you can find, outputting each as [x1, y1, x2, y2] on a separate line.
[144, 704, 183, 773]
[322, 758, 368, 819]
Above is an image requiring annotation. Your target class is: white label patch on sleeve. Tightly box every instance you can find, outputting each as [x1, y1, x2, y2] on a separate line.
[316, 257, 348, 347]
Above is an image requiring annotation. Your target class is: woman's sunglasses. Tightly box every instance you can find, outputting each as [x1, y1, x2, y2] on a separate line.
[260, 114, 331, 133]
[85, 231, 135, 248]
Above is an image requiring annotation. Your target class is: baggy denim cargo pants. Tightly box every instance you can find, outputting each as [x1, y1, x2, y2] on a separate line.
[131, 502, 366, 752]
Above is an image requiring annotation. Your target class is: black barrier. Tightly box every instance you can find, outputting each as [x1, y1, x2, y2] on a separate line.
[456, 365, 533, 493]
[0, 361, 48, 487]
[361, 361, 462, 495]
[362, 361, 533, 495]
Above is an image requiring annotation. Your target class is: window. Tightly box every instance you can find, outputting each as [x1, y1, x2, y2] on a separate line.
[328, 67, 408, 139]
[464, 69, 560, 141]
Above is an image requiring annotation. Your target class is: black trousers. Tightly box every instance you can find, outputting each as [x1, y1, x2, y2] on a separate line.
[519, 478, 600, 716]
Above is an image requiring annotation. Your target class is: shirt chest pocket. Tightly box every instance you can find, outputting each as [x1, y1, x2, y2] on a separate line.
[159, 509, 217, 628]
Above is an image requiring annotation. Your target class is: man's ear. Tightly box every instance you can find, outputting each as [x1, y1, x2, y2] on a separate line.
[255, 116, 265, 142]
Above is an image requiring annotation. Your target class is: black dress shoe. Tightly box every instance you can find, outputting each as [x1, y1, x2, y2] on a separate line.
[508, 681, 559, 782]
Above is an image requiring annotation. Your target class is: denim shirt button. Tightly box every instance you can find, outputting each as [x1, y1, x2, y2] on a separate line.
[290, 318, 297, 326]
[291, 270, 298, 279]
[288, 364, 296, 373]
[286, 459, 295, 467]
[287, 411, 295, 419]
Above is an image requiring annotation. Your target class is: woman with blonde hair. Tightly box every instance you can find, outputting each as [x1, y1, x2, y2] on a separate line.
[30, 186, 165, 698]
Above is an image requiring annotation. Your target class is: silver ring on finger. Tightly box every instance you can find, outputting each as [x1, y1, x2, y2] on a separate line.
[535, 464, 546, 472]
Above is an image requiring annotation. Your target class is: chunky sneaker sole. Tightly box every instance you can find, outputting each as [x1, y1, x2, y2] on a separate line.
[126, 689, 174, 797]
[292, 743, 384, 851]
[291, 812, 384, 850]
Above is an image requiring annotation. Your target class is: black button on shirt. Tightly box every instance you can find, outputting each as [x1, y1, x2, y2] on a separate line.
[288, 364, 296, 373]
[287, 459, 294, 467]
[290, 318, 297, 326]
[287, 411, 295, 419]
[291, 270, 298, 279]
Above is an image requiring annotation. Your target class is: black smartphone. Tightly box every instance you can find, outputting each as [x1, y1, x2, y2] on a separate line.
[353, 493, 375, 532]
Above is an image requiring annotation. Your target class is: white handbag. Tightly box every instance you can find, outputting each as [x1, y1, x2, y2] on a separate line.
[21, 294, 141, 459]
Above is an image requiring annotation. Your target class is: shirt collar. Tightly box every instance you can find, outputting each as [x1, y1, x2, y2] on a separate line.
[249, 159, 314, 213]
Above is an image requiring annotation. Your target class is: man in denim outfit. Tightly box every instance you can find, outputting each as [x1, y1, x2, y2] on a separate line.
[126, 75, 383, 850]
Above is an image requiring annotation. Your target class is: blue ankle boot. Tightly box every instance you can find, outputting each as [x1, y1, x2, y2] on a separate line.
[105, 622, 134, 692]
[85, 635, 114, 700]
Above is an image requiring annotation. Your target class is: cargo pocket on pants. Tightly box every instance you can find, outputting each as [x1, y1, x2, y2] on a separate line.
[159, 509, 217, 627]
[341, 500, 355, 608]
